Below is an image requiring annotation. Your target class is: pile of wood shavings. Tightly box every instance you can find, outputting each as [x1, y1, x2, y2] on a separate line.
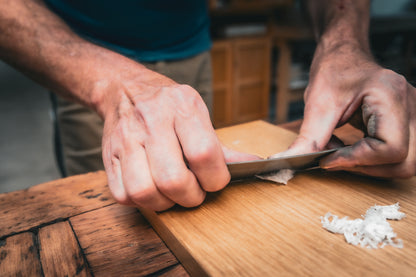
[321, 203, 405, 249]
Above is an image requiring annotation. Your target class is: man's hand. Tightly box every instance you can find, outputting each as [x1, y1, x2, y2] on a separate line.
[98, 66, 260, 211]
[289, 43, 416, 178]
[289, 0, 416, 178]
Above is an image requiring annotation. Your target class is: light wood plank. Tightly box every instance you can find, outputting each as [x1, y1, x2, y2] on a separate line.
[0, 171, 114, 237]
[140, 120, 416, 277]
[70, 204, 184, 276]
[38, 221, 90, 277]
[0, 232, 42, 276]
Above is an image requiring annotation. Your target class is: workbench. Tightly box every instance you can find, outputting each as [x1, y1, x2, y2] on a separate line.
[1, 120, 415, 276]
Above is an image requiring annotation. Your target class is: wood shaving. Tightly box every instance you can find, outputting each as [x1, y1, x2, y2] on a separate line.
[321, 203, 405, 249]
[256, 169, 295, 185]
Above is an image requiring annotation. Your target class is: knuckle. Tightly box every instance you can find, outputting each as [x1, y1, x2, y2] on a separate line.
[388, 146, 409, 164]
[378, 69, 408, 100]
[187, 142, 218, 165]
[204, 176, 229, 192]
[113, 195, 131, 206]
[177, 84, 193, 92]
[176, 84, 198, 97]
[185, 195, 205, 208]
[153, 203, 175, 212]
[385, 69, 407, 85]
[110, 188, 130, 205]
[396, 167, 414, 179]
[176, 84, 208, 112]
[157, 170, 189, 194]
[394, 79, 408, 101]
[128, 185, 157, 206]
[397, 162, 416, 178]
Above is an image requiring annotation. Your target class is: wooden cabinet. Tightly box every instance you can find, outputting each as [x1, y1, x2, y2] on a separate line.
[212, 36, 271, 127]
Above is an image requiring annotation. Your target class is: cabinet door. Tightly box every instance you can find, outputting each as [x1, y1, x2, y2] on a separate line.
[233, 37, 271, 123]
[211, 40, 233, 127]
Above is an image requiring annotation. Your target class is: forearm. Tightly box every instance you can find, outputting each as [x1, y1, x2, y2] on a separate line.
[306, 0, 371, 55]
[0, 0, 145, 116]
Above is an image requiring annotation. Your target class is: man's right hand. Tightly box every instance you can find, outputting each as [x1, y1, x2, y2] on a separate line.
[97, 65, 260, 211]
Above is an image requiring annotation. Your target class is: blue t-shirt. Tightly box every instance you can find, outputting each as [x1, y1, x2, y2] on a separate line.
[45, 0, 212, 62]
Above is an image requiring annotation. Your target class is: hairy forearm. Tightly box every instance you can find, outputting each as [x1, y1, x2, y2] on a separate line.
[0, 0, 143, 115]
[306, 0, 371, 54]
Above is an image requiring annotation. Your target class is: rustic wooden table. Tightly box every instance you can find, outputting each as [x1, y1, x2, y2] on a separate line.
[1, 120, 413, 276]
[0, 169, 190, 276]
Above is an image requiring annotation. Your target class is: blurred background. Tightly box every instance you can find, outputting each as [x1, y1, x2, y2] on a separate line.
[1, 0, 415, 193]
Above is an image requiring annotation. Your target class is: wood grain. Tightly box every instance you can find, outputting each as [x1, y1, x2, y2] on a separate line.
[38, 221, 90, 277]
[0, 232, 42, 276]
[0, 171, 114, 237]
[140, 120, 416, 277]
[70, 204, 187, 276]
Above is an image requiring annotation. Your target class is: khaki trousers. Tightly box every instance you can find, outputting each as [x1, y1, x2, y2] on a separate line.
[53, 51, 212, 176]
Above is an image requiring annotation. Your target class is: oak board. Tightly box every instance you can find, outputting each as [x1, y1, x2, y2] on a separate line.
[140, 120, 416, 277]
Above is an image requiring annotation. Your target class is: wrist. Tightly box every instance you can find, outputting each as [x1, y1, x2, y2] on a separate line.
[318, 26, 371, 58]
[310, 0, 372, 59]
[81, 50, 145, 119]
[89, 55, 178, 120]
[313, 19, 374, 71]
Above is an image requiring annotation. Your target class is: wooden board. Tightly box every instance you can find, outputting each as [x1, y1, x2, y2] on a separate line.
[38, 221, 91, 277]
[0, 171, 113, 237]
[70, 204, 188, 276]
[140, 120, 416, 277]
[0, 232, 42, 276]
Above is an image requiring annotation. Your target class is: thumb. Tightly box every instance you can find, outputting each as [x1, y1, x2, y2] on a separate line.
[289, 100, 341, 154]
[221, 145, 262, 163]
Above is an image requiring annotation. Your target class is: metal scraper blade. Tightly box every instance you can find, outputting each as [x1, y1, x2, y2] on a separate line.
[227, 148, 338, 180]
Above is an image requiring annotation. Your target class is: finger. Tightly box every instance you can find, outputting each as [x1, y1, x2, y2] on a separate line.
[321, 93, 409, 169]
[222, 145, 262, 163]
[145, 123, 206, 208]
[174, 86, 231, 192]
[177, 121, 230, 192]
[348, 107, 366, 133]
[119, 144, 175, 211]
[102, 138, 135, 206]
[268, 149, 297, 159]
[326, 134, 346, 149]
[289, 91, 343, 154]
[270, 135, 344, 159]
[324, 162, 415, 179]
